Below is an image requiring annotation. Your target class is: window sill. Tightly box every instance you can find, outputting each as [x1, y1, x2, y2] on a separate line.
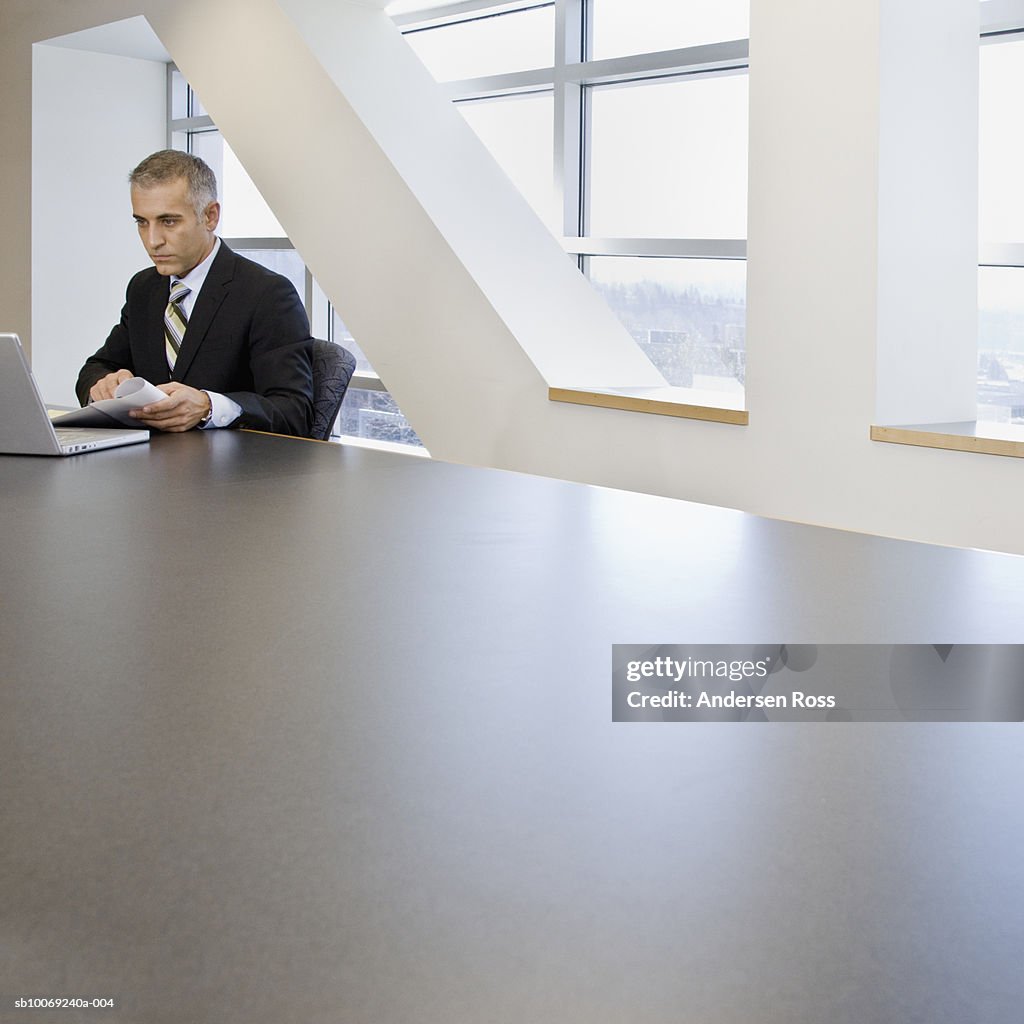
[549, 386, 748, 426]
[870, 421, 1024, 459]
[335, 434, 431, 457]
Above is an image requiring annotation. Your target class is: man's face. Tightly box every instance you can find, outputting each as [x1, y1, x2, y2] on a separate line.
[131, 177, 220, 278]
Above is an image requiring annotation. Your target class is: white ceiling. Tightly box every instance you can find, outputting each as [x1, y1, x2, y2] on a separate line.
[39, 15, 171, 63]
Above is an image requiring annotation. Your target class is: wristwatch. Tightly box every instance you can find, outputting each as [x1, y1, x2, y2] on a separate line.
[198, 393, 213, 428]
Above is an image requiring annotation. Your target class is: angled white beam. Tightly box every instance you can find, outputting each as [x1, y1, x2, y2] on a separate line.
[277, 0, 662, 387]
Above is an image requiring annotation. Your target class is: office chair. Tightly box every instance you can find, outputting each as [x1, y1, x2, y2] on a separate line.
[310, 339, 357, 441]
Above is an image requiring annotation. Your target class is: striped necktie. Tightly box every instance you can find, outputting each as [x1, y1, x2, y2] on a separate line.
[164, 280, 191, 370]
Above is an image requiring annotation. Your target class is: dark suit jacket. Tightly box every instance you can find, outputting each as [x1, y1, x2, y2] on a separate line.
[77, 243, 314, 437]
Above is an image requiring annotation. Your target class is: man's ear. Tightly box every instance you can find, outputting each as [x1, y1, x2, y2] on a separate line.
[204, 201, 221, 231]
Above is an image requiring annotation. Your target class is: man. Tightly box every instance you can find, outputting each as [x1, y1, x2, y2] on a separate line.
[76, 150, 314, 437]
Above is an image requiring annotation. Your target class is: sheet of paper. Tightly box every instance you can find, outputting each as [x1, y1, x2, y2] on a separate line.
[51, 378, 167, 428]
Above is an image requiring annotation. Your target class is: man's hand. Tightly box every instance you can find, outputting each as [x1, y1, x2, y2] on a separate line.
[89, 369, 134, 402]
[130, 382, 212, 432]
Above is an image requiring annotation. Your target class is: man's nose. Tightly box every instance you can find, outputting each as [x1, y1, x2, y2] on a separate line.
[147, 226, 165, 249]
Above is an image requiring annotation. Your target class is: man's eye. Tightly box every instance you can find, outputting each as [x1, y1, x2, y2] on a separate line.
[162, 219, 179, 226]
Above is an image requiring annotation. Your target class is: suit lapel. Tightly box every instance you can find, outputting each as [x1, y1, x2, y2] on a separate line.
[172, 242, 235, 382]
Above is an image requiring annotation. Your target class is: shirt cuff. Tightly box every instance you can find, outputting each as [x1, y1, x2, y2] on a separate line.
[200, 391, 243, 429]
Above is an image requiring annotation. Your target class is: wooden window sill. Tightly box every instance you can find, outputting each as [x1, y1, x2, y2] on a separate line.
[870, 421, 1024, 459]
[549, 386, 748, 426]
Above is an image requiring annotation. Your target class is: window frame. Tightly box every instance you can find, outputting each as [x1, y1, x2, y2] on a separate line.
[399, 0, 749, 262]
[398, 0, 750, 399]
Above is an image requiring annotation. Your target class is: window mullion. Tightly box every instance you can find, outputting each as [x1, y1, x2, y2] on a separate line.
[554, 0, 583, 238]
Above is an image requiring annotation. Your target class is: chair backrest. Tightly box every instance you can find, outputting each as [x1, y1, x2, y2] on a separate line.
[310, 339, 357, 441]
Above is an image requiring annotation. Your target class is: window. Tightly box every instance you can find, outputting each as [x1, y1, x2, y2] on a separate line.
[456, 92, 558, 234]
[588, 0, 749, 60]
[395, 0, 750, 399]
[168, 69, 423, 447]
[404, 3, 555, 79]
[979, 25, 1024, 424]
[587, 74, 747, 240]
[588, 256, 746, 389]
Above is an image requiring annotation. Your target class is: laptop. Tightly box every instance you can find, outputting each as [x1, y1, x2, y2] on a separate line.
[0, 333, 150, 456]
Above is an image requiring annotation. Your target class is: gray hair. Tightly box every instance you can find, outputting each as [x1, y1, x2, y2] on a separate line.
[129, 150, 218, 219]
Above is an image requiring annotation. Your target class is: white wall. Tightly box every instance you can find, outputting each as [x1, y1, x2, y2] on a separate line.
[31, 42, 166, 405]
[7, 0, 1024, 556]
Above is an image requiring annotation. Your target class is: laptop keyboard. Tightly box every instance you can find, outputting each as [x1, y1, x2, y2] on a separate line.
[55, 427, 114, 444]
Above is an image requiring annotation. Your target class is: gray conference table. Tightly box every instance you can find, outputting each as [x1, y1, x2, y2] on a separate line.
[2, 430, 1022, 1024]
